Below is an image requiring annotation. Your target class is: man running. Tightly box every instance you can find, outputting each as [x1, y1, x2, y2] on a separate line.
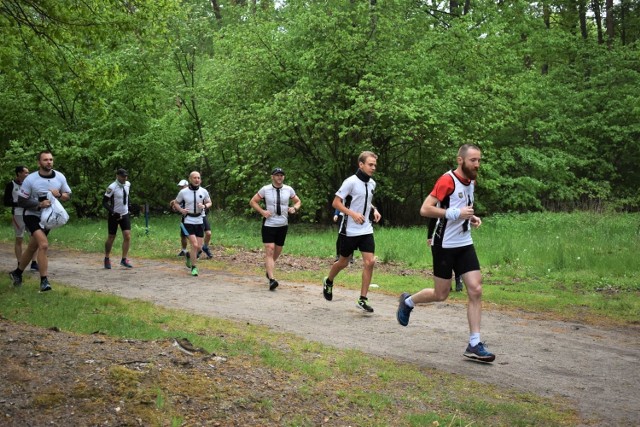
[9, 151, 72, 292]
[322, 151, 381, 312]
[102, 168, 133, 269]
[3, 165, 38, 270]
[173, 171, 212, 277]
[396, 144, 495, 362]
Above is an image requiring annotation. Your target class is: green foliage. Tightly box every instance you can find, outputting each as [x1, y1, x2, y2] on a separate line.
[1, 0, 639, 222]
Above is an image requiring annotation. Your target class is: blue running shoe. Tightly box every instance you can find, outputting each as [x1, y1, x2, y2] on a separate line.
[120, 258, 133, 268]
[464, 342, 495, 362]
[396, 292, 413, 326]
[104, 257, 112, 269]
[30, 261, 39, 271]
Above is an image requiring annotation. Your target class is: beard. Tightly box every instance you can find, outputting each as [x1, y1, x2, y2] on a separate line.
[461, 161, 478, 180]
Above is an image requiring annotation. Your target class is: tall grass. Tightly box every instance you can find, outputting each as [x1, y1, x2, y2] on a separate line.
[1, 210, 638, 322]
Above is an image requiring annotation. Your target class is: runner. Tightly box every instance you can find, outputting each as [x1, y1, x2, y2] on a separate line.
[396, 144, 495, 362]
[170, 179, 189, 257]
[9, 151, 72, 292]
[322, 151, 381, 312]
[102, 168, 133, 269]
[3, 165, 38, 270]
[249, 167, 301, 291]
[172, 172, 212, 277]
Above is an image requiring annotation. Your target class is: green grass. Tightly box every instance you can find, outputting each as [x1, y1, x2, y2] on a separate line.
[2, 210, 639, 324]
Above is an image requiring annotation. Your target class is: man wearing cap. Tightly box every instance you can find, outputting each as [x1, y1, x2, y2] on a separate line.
[103, 168, 133, 269]
[250, 167, 302, 290]
[170, 179, 189, 256]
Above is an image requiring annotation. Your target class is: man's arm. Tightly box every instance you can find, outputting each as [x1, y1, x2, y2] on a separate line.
[102, 195, 114, 214]
[250, 193, 270, 218]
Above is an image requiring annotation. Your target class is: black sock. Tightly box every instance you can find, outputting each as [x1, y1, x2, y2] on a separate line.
[326, 278, 333, 285]
[40, 276, 48, 283]
[14, 268, 23, 275]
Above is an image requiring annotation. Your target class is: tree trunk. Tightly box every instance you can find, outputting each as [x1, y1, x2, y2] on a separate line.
[606, 0, 614, 45]
[579, 0, 588, 40]
[592, 0, 604, 43]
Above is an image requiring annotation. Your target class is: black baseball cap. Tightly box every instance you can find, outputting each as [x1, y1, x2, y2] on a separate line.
[116, 168, 128, 177]
[271, 167, 285, 175]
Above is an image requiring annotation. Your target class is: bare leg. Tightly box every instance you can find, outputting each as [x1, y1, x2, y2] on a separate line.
[121, 230, 131, 259]
[359, 251, 376, 297]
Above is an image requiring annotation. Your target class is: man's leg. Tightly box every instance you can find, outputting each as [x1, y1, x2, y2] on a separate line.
[122, 230, 131, 259]
[14, 237, 22, 263]
[359, 251, 376, 298]
[264, 243, 276, 279]
[105, 234, 116, 259]
[463, 270, 482, 334]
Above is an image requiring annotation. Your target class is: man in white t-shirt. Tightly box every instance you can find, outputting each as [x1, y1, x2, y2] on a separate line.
[249, 167, 301, 291]
[173, 171, 212, 277]
[396, 144, 495, 363]
[322, 151, 381, 312]
[102, 168, 133, 269]
[9, 151, 71, 292]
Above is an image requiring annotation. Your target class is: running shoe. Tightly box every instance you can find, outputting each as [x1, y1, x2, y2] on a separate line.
[356, 297, 374, 313]
[269, 278, 279, 291]
[396, 292, 413, 326]
[455, 275, 463, 292]
[185, 253, 192, 268]
[177, 249, 187, 257]
[9, 270, 22, 287]
[30, 261, 39, 271]
[463, 342, 495, 363]
[120, 258, 133, 268]
[40, 278, 52, 292]
[104, 257, 111, 269]
[202, 245, 213, 259]
[191, 266, 199, 276]
[322, 277, 333, 301]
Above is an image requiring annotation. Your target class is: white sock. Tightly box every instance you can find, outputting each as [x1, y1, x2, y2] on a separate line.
[405, 296, 415, 308]
[469, 333, 480, 347]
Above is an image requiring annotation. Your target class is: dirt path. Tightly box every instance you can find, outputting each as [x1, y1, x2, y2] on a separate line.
[3, 244, 639, 426]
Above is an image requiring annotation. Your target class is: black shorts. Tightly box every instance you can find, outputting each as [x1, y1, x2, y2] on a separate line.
[107, 213, 131, 235]
[203, 216, 211, 232]
[261, 225, 288, 247]
[184, 223, 205, 238]
[339, 233, 375, 257]
[431, 244, 480, 279]
[24, 215, 49, 236]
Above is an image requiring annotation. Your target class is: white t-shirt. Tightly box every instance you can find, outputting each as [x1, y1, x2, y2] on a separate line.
[104, 181, 131, 215]
[176, 186, 211, 225]
[19, 170, 72, 218]
[430, 170, 475, 248]
[257, 184, 296, 227]
[335, 173, 376, 237]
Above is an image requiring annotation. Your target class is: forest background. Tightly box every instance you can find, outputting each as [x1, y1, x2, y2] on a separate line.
[1, 0, 639, 224]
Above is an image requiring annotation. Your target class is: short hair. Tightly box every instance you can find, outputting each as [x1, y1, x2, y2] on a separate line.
[358, 151, 378, 164]
[15, 165, 27, 175]
[458, 144, 481, 158]
[38, 150, 53, 161]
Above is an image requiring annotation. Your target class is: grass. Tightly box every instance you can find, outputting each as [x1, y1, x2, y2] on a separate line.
[2, 210, 639, 324]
